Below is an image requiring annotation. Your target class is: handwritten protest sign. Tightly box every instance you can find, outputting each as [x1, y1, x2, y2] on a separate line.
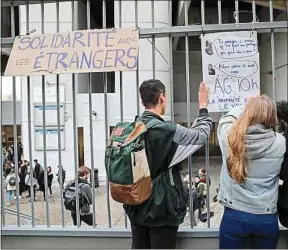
[201, 31, 260, 112]
[5, 28, 139, 76]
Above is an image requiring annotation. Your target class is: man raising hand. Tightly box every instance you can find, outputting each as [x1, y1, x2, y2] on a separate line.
[125, 79, 212, 249]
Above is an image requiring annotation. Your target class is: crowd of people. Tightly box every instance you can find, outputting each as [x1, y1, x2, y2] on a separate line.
[2, 154, 66, 205]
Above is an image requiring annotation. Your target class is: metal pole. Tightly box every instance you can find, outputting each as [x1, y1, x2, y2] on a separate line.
[269, 0, 276, 103]
[169, 0, 174, 122]
[235, 0, 239, 23]
[40, 0, 50, 227]
[0, 43, 5, 227]
[71, 0, 81, 228]
[151, 0, 156, 79]
[26, 1, 35, 227]
[205, 142, 211, 228]
[56, 0, 65, 228]
[103, 0, 112, 228]
[202, 0, 211, 229]
[184, 1, 194, 228]
[252, 1, 256, 23]
[117, 0, 127, 228]
[218, 0, 222, 24]
[11, 2, 21, 227]
[87, 0, 96, 228]
[12, 78, 20, 227]
[201, 0, 205, 24]
[135, 0, 140, 115]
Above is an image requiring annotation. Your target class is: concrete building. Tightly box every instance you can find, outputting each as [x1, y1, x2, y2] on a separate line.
[1, 1, 287, 183]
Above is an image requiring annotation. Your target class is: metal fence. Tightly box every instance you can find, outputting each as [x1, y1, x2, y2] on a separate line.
[1, 0, 287, 230]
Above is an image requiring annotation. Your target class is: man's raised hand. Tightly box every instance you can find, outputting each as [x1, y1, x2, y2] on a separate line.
[198, 82, 209, 109]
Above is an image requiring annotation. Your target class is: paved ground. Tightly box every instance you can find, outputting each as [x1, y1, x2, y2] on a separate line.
[2, 157, 224, 228]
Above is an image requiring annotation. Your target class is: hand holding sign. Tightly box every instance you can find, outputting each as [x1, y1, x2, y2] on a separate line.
[198, 82, 209, 109]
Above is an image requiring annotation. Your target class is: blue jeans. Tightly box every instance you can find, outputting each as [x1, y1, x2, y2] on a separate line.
[7, 190, 13, 203]
[219, 207, 279, 249]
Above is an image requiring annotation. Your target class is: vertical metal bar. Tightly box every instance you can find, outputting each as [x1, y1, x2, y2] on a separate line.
[269, 0, 274, 21]
[11, 2, 21, 227]
[135, 0, 140, 115]
[87, 0, 96, 228]
[269, 1, 276, 102]
[0, 48, 4, 227]
[117, 0, 127, 228]
[11, 2, 15, 36]
[26, 1, 35, 227]
[56, 0, 65, 228]
[201, 0, 205, 24]
[168, 0, 174, 122]
[151, 0, 156, 79]
[235, 0, 239, 23]
[12, 77, 20, 227]
[41, 0, 50, 227]
[119, 0, 124, 125]
[252, 0, 256, 22]
[103, 0, 112, 228]
[184, 1, 193, 228]
[205, 142, 210, 228]
[71, 0, 81, 228]
[201, 0, 211, 229]
[218, 0, 222, 24]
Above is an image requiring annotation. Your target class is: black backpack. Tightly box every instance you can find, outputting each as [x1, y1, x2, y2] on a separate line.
[63, 182, 85, 212]
[9, 176, 17, 186]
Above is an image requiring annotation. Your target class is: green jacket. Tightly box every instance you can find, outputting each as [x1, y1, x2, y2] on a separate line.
[124, 109, 212, 227]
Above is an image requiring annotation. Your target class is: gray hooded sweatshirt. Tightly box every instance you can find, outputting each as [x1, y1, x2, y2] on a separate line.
[217, 106, 286, 214]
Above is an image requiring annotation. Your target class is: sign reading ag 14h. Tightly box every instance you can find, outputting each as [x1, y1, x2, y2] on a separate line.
[201, 31, 260, 113]
[4, 28, 139, 76]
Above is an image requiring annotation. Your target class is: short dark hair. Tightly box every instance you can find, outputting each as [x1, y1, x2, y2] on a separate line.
[78, 166, 91, 177]
[139, 79, 166, 108]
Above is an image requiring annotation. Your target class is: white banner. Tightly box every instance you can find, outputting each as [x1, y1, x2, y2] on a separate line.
[5, 28, 139, 76]
[201, 31, 260, 112]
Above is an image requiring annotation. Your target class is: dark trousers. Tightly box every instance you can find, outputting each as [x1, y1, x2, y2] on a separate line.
[131, 224, 178, 249]
[71, 213, 93, 226]
[220, 207, 279, 249]
[28, 185, 36, 200]
[48, 185, 52, 195]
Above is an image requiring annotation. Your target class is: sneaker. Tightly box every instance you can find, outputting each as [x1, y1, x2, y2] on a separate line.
[6, 202, 11, 206]
[19, 196, 22, 199]
[49, 194, 53, 197]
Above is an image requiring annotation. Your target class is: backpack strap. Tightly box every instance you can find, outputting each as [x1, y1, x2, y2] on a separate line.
[145, 119, 162, 130]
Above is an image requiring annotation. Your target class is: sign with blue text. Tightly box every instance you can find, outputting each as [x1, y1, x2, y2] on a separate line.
[5, 28, 139, 76]
[201, 31, 260, 112]
[34, 127, 65, 151]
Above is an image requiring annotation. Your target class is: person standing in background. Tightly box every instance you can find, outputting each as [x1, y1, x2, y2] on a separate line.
[25, 167, 38, 202]
[47, 166, 54, 196]
[64, 166, 93, 226]
[6, 169, 19, 206]
[19, 160, 28, 198]
[276, 101, 288, 228]
[56, 165, 66, 189]
[34, 159, 43, 181]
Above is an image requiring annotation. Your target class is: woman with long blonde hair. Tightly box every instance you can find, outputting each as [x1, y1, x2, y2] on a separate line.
[217, 96, 286, 249]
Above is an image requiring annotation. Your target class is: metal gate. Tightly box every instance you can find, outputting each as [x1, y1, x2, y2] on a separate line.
[1, 0, 287, 231]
